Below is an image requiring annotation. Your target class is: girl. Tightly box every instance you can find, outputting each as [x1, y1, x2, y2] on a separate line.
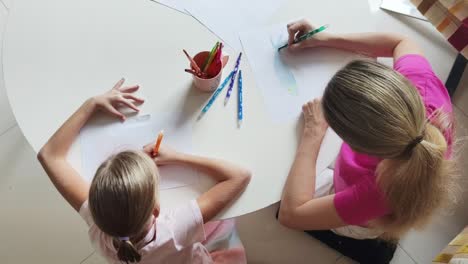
[278, 19, 459, 263]
[38, 79, 251, 263]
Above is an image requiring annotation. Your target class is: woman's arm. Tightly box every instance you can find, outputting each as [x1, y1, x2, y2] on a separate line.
[286, 19, 423, 61]
[37, 79, 143, 211]
[143, 145, 251, 223]
[278, 99, 346, 230]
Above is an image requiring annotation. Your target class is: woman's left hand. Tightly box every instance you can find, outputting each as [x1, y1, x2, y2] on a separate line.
[302, 98, 328, 139]
[93, 78, 144, 120]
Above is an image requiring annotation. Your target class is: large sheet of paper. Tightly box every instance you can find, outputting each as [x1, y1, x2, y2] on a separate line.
[184, 0, 286, 51]
[79, 112, 199, 189]
[240, 24, 366, 122]
[150, 0, 187, 14]
[380, 0, 426, 20]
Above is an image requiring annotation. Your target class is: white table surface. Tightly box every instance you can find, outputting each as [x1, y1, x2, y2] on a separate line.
[3, 0, 456, 218]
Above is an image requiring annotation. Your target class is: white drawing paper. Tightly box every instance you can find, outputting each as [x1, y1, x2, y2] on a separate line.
[150, 0, 188, 14]
[183, 0, 286, 51]
[79, 112, 199, 189]
[380, 0, 426, 21]
[240, 24, 367, 122]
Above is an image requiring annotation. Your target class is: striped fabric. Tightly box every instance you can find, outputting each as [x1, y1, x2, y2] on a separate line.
[433, 226, 468, 263]
[411, 0, 468, 58]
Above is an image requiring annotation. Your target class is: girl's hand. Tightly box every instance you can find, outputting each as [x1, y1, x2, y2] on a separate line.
[93, 78, 144, 120]
[143, 143, 182, 165]
[287, 19, 331, 51]
[302, 99, 328, 139]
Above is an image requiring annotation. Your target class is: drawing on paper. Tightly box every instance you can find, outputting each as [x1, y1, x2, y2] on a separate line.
[270, 31, 298, 95]
[79, 113, 199, 189]
[240, 23, 365, 122]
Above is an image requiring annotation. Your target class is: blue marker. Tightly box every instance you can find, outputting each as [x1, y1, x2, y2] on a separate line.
[224, 52, 242, 105]
[237, 70, 243, 127]
[198, 71, 234, 120]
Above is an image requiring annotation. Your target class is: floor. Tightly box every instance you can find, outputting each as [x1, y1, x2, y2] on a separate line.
[0, 1, 467, 263]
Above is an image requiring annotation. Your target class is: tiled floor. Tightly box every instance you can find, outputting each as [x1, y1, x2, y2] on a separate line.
[1, 1, 467, 263]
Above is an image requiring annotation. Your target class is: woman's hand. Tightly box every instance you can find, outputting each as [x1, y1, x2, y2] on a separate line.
[93, 78, 144, 120]
[287, 19, 331, 51]
[143, 143, 182, 165]
[302, 99, 328, 139]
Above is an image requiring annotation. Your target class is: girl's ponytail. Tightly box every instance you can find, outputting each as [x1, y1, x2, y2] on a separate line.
[89, 150, 160, 263]
[376, 119, 458, 237]
[322, 60, 460, 238]
[116, 238, 142, 263]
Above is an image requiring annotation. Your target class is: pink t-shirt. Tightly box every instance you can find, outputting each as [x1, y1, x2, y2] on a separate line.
[79, 200, 213, 264]
[333, 54, 453, 226]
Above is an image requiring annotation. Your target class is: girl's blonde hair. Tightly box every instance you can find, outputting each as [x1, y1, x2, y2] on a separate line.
[89, 150, 159, 263]
[322, 60, 459, 238]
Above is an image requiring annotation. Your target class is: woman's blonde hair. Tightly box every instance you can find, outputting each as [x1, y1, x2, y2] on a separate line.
[322, 60, 459, 237]
[89, 150, 159, 263]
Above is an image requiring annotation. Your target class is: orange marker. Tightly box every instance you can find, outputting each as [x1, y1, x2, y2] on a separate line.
[153, 130, 164, 156]
[183, 49, 201, 74]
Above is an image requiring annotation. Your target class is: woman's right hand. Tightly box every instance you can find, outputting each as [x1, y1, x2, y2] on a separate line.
[287, 19, 331, 51]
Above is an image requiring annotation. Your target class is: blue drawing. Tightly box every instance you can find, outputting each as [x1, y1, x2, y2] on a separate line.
[270, 32, 298, 95]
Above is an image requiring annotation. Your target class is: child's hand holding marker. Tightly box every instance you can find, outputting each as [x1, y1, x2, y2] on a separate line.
[143, 133, 182, 165]
[280, 19, 331, 51]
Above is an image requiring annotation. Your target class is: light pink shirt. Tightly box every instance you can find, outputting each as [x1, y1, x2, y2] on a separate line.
[79, 200, 213, 264]
[333, 54, 453, 225]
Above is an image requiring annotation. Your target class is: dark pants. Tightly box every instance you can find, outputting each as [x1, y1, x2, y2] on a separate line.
[276, 208, 397, 264]
[305, 230, 397, 264]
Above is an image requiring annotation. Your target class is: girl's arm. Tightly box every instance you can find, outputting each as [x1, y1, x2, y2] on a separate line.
[278, 99, 346, 230]
[143, 145, 251, 223]
[286, 19, 423, 61]
[179, 154, 251, 222]
[37, 79, 143, 211]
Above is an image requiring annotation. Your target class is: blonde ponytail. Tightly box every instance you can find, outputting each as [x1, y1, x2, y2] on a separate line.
[116, 238, 142, 263]
[323, 60, 459, 238]
[376, 117, 458, 236]
[89, 150, 159, 263]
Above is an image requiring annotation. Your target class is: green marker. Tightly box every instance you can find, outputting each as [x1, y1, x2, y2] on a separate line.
[202, 41, 220, 72]
[278, 24, 329, 51]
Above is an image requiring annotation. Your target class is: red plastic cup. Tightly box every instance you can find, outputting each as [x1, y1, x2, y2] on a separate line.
[191, 51, 229, 92]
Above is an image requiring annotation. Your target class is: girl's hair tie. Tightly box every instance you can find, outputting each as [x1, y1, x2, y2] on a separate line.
[403, 133, 424, 156]
[118, 236, 130, 241]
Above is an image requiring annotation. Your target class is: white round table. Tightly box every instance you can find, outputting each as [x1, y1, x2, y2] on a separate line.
[4, 0, 381, 218]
